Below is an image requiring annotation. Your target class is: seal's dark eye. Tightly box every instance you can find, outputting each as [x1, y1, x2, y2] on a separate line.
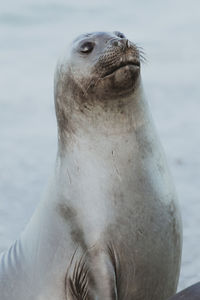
[114, 31, 126, 39]
[80, 42, 94, 54]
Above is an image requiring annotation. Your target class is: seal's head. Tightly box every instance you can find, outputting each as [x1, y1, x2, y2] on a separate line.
[69, 31, 142, 99]
[55, 31, 143, 100]
[55, 32, 145, 142]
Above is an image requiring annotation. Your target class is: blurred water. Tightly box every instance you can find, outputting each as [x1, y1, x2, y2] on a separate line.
[0, 0, 200, 291]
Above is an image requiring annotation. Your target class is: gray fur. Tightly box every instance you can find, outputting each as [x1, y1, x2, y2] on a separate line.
[0, 31, 182, 300]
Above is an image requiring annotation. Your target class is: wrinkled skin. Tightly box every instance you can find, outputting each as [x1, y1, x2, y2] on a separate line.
[0, 31, 182, 300]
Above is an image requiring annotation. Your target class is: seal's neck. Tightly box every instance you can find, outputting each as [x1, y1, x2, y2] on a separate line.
[57, 83, 149, 154]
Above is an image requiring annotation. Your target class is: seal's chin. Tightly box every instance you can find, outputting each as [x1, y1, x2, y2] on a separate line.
[96, 62, 140, 98]
[102, 61, 140, 78]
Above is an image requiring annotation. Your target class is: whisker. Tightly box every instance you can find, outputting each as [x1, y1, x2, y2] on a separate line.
[140, 52, 148, 64]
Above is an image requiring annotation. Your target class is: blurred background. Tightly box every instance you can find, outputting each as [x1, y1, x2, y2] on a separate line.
[0, 0, 200, 291]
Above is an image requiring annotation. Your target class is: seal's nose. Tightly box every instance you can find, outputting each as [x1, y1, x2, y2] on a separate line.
[110, 38, 131, 50]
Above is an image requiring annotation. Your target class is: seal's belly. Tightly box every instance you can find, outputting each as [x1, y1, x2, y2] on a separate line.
[61, 175, 181, 300]
[47, 133, 182, 299]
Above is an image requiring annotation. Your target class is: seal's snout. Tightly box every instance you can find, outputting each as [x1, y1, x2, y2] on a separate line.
[97, 37, 140, 80]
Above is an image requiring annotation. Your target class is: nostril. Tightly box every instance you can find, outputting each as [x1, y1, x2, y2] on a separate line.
[110, 38, 131, 50]
[111, 39, 124, 48]
[111, 38, 131, 50]
[120, 38, 132, 50]
[113, 40, 119, 47]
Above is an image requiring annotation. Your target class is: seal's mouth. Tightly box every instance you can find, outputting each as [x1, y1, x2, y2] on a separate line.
[101, 60, 140, 78]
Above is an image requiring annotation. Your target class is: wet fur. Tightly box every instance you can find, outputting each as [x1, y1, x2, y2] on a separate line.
[56, 32, 182, 299]
[55, 43, 143, 158]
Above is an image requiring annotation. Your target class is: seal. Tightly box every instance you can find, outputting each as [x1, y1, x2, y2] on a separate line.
[0, 31, 182, 300]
